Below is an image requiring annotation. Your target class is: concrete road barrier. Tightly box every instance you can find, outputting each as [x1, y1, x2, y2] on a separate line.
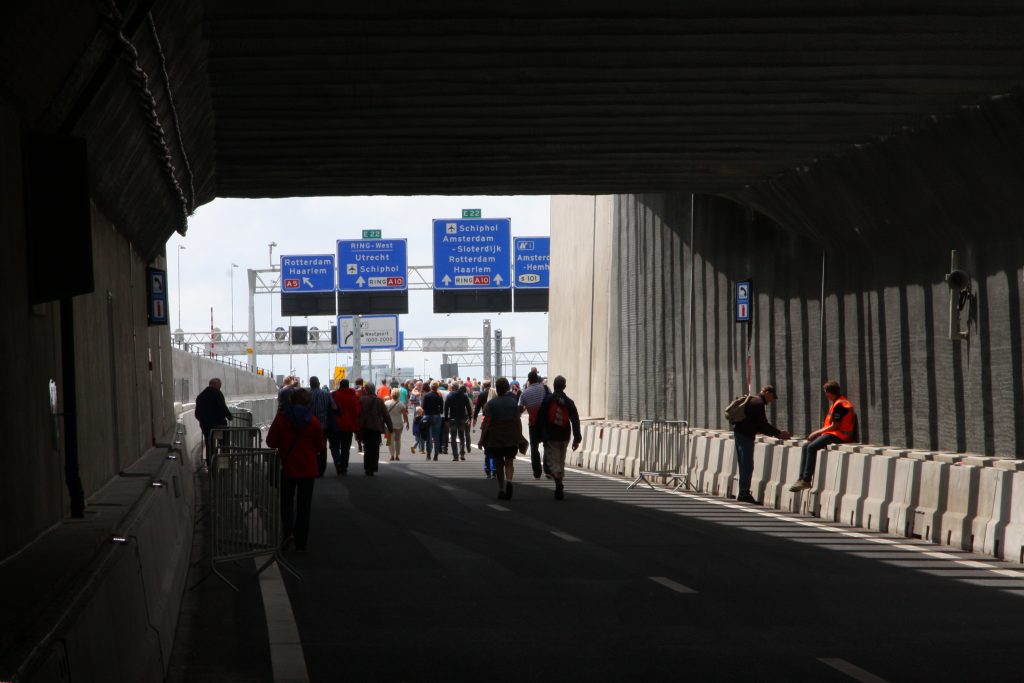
[862, 455, 899, 532]
[838, 452, 872, 528]
[939, 464, 980, 549]
[691, 435, 714, 492]
[998, 472, 1024, 564]
[750, 441, 778, 503]
[777, 446, 808, 513]
[701, 437, 727, 496]
[888, 458, 923, 538]
[809, 447, 849, 520]
[911, 461, 950, 543]
[715, 438, 738, 499]
[763, 445, 799, 510]
[975, 467, 1013, 557]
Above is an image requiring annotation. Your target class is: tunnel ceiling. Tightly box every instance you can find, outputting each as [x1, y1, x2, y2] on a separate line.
[204, 1, 1024, 198]
[7, 1, 1024, 256]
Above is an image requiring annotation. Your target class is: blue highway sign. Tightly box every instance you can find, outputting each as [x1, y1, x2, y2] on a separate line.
[736, 280, 751, 322]
[281, 254, 335, 292]
[513, 237, 550, 288]
[432, 218, 511, 290]
[337, 239, 408, 292]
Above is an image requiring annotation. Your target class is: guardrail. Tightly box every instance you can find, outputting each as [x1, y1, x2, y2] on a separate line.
[208, 441, 299, 591]
[628, 420, 693, 491]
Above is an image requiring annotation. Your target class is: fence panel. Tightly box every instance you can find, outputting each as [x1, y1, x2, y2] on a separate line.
[208, 446, 298, 590]
[628, 420, 694, 491]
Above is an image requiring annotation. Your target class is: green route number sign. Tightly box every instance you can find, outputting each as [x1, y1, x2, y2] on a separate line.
[462, 209, 482, 218]
[362, 229, 382, 239]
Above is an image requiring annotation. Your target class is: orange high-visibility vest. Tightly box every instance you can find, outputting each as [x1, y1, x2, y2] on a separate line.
[822, 395, 856, 442]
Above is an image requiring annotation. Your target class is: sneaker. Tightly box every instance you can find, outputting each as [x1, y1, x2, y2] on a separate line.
[460, 455, 466, 461]
[505, 482, 513, 500]
[433, 455, 438, 461]
[411, 446, 416, 454]
[497, 490, 508, 500]
[788, 480, 811, 492]
[452, 457, 459, 462]
[736, 492, 760, 505]
[554, 488, 564, 501]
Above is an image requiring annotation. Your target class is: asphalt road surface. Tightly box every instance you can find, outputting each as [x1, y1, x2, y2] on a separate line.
[171, 446, 1024, 682]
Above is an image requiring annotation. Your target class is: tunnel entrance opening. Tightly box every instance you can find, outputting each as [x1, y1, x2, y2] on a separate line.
[168, 195, 551, 386]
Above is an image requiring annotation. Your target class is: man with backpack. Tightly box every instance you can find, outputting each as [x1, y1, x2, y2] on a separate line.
[728, 385, 791, 505]
[536, 375, 582, 500]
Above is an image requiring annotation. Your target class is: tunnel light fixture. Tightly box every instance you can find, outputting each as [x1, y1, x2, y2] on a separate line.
[112, 536, 129, 544]
[151, 480, 166, 488]
[166, 453, 178, 460]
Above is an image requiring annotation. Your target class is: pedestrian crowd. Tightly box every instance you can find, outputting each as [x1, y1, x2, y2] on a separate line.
[252, 370, 581, 553]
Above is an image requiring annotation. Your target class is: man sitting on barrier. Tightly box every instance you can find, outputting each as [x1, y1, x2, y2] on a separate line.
[267, 388, 324, 553]
[730, 385, 791, 505]
[789, 380, 857, 493]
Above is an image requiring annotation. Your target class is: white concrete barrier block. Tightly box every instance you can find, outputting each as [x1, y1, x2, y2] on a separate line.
[689, 436, 712, 492]
[939, 465, 980, 549]
[777, 446, 809, 514]
[934, 452, 965, 465]
[861, 455, 898, 532]
[907, 451, 936, 461]
[761, 443, 792, 510]
[994, 459, 1024, 472]
[621, 427, 639, 478]
[1000, 472, 1024, 564]
[837, 443, 859, 454]
[810, 449, 849, 520]
[702, 438, 726, 496]
[975, 467, 1013, 557]
[961, 456, 996, 467]
[882, 448, 910, 458]
[911, 461, 950, 543]
[750, 442, 777, 503]
[716, 439, 738, 499]
[887, 458, 923, 538]
[838, 452, 871, 527]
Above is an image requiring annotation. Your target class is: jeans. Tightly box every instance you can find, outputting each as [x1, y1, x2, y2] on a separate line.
[281, 476, 315, 550]
[799, 434, 843, 482]
[448, 418, 469, 456]
[328, 430, 354, 473]
[733, 432, 755, 496]
[424, 415, 443, 455]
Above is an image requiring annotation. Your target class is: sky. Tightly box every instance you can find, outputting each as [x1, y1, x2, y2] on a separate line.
[165, 195, 551, 383]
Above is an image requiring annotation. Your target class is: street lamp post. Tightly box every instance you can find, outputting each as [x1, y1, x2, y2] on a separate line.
[230, 263, 238, 334]
[423, 357, 429, 379]
[176, 244, 186, 330]
[268, 241, 278, 268]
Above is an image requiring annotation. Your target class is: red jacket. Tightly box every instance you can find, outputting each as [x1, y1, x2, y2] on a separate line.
[267, 410, 324, 478]
[331, 387, 362, 432]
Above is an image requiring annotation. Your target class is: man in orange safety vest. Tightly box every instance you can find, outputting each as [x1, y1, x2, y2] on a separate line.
[789, 380, 856, 492]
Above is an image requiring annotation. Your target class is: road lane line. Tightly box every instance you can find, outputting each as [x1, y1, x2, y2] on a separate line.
[818, 658, 889, 682]
[551, 530, 582, 543]
[257, 560, 309, 683]
[488, 504, 510, 512]
[649, 576, 697, 594]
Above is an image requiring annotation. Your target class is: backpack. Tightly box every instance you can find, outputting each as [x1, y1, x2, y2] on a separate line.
[548, 397, 570, 429]
[724, 395, 751, 424]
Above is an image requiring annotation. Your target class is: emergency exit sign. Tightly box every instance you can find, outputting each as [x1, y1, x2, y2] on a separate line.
[362, 229, 382, 239]
[462, 209, 482, 218]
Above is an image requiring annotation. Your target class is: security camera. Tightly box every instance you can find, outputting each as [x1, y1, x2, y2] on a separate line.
[945, 269, 969, 290]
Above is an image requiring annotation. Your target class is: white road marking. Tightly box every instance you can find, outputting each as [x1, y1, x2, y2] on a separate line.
[257, 559, 309, 683]
[488, 504, 511, 512]
[649, 576, 697, 594]
[818, 658, 890, 683]
[440, 484, 457, 491]
[531, 458, 1024, 586]
[551, 530, 582, 543]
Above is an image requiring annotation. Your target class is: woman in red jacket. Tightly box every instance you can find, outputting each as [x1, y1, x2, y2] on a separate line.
[329, 378, 362, 476]
[267, 388, 324, 552]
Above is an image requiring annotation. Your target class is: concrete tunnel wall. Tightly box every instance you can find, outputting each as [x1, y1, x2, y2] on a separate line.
[551, 174, 1024, 457]
[0, 103, 179, 559]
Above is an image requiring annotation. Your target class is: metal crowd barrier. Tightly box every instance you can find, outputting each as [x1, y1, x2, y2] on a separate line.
[628, 420, 693, 491]
[208, 446, 299, 590]
[229, 406, 253, 427]
[209, 426, 262, 453]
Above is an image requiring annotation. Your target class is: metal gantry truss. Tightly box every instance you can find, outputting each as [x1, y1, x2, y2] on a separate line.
[178, 265, 547, 372]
